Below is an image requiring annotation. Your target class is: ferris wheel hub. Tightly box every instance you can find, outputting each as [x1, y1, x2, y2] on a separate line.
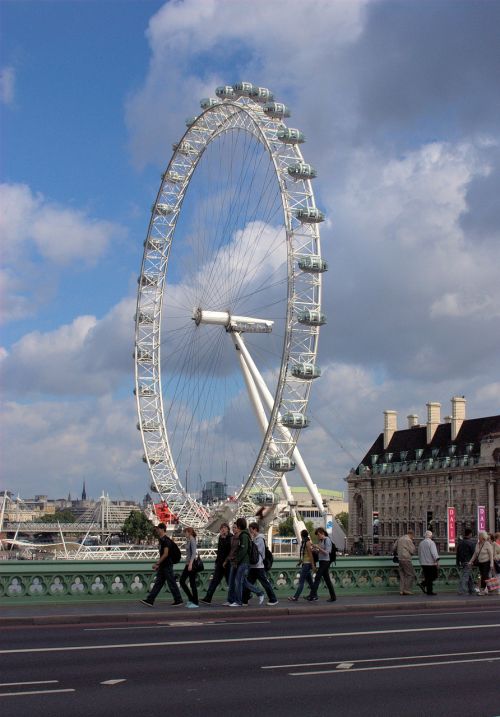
[192, 308, 274, 334]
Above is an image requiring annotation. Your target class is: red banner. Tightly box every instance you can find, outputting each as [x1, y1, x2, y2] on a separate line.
[447, 506, 456, 549]
[477, 505, 486, 532]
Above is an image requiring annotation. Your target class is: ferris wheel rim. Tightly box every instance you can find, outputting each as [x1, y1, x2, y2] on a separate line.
[134, 89, 324, 530]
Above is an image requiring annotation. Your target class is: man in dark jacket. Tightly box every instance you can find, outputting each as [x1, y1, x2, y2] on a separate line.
[456, 528, 476, 595]
[140, 523, 183, 607]
[230, 517, 254, 607]
[200, 523, 232, 604]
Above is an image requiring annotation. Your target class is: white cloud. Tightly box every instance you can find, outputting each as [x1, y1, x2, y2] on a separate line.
[0, 66, 15, 106]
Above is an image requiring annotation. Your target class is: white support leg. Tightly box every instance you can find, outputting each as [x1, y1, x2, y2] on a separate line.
[233, 332, 326, 516]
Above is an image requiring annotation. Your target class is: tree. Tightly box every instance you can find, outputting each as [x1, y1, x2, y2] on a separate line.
[277, 516, 294, 536]
[122, 510, 155, 544]
[39, 509, 76, 523]
[336, 511, 349, 533]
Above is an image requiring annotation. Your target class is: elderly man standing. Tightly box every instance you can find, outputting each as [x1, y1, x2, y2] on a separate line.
[418, 530, 440, 595]
[393, 530, 416, 595]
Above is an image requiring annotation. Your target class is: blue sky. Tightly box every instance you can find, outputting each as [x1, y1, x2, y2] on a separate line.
[1, 0, 499, 502]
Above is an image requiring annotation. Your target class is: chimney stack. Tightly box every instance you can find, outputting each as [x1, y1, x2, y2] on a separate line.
[451, 396, 466, 441]
[383, 410, 398, 449]
[426, 402, 441, 444]
[407, 414, 419, 429]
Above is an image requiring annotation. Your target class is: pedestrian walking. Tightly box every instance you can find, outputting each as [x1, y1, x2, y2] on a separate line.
[494, 532, 500, 575]
[468, 531, 495, 595]
[200, 522, 232, 604]
[288, 529, 315, 602]
[140, 523, 183, 607]
[179, 526, 199, 608]
[306, 527, 336, 602]
[230, 517, 262, 607]
[243, 522, 278, 605]
[456, 528, 476, 595]
[418, 530, 439, 595]
[393, 530, 416, 595]
[223, 522, 241, 606]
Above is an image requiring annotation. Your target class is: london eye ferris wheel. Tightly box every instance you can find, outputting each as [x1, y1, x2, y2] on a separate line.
[134, 82, 328, 532]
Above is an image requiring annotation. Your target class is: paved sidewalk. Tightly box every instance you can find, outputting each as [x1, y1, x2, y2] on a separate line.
[1, 591, 497, 626]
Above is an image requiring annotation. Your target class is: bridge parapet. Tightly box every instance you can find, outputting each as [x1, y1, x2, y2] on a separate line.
[0, 557, 460, 604]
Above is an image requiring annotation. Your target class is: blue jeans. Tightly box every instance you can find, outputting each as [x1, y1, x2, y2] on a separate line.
[294, 563, 314, 598]
[458, 563, 474, 594]
[227, 565, 237, 603]
[235, 563, 262, 605]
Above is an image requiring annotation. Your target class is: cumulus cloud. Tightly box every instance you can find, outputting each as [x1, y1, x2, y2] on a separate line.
[0, 66, 15, 106]
[0, 183, 125, 324]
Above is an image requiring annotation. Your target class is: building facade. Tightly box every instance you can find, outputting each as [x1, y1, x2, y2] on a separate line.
[347, 397, 500, 553]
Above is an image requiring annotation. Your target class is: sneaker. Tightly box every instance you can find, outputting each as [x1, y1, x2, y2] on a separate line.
[172, 601, 183, 607]
[222, 601, 232, 606]
[241, 602, 248, 606]
[229, 602, 241, 607]
[140, 599, 154, 607]
[186, 602, 199, 609]
[306, 596, 318, 602]
[327, 597, 337, 602]
[288, 596, 298, 602]
[258, 594, 265, 605]
[267, 600, 279, 606]
[200, 598, 211, 605]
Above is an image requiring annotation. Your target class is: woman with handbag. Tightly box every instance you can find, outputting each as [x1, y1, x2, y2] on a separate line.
[468, 531, 494, 595]
[180, 526, 200, 608]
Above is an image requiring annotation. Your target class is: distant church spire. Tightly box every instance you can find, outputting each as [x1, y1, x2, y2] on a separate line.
[82, 481, 87, 501]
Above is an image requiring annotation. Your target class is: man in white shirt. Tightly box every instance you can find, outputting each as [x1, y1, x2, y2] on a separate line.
[418, 530, 440, 595]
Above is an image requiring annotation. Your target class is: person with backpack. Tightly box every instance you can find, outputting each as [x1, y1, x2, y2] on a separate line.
[229, 517, 263, 607]
[200, 522, 232, 605]
[288, 529, 315, 602]
[243, 522, 278, 605]
[306, 527, 337, 602]
[140, 523, 183, 607]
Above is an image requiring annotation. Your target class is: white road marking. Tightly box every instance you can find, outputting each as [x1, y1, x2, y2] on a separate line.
[0, 623, 499, 655]
[0, 689, 75, 698]
[290, 655, 500, 676]
[261, 648, 500, 670]
[85, 620, 270, 632]
[374, 609, 500, 619]
[336, 663, 354, 669]
[101, 679, 126, 685]
[0, 681, 58, 687]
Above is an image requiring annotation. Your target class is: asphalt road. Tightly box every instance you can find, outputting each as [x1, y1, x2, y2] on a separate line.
[1, 605, 499, 717]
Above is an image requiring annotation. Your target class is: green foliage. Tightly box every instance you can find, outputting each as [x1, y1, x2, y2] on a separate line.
[277, 516, 295, 536]
[304, 520, 315, 537]
[39, 509, 76, 523]
[336, 511, 349, 532]
[122, 510, 155, 544]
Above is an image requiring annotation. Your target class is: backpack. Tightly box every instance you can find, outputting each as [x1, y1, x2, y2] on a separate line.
[167, 538, 181, 564]
[329, 540, 337, 565]
[263, 545, 273, 571]
[249, 539, 260, 565]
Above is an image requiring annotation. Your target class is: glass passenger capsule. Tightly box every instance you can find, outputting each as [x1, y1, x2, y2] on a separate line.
[216, 85, 235, 99]
[277, 128, 305, 144]
[153, 203, 174, 216]
[162, 170, 183, 183]
[137, 349, 153, 362]
[137, 420, 160, 432]
[145, 237, 166, 251]
[249, 86, 274, 103]
[288, 163, 317, 180]
[149, 482, 160, 493]
[232, 81, 255, 97]
[138, 274, 158, 287]
[185, 116, 198, 127]
[294, 208, 325, 223]
[291, 363, 322, 380]
[143, 453, 164, 465]
[269, 456, 296, 472]
[172, 140, 196, 155]
[263, 102, 291, 119]
[281, 412, 310, 429]
[134, 384, 155, 396]
[200, 97, 218, 109]
[297, 255, 328, 273]
[252, 491, 278, 506]
[297, 309, 327, 326]
[135, 311, 154, 324]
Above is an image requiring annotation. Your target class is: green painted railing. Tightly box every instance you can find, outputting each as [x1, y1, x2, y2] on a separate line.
[0, 557, 461, 604]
